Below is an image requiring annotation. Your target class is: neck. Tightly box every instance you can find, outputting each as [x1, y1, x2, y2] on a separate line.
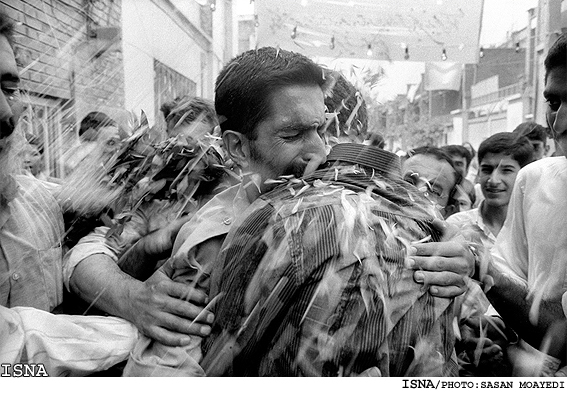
[480, 201, 507, 236]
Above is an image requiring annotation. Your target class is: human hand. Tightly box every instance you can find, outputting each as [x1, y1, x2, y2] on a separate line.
[458, 315, 512, 374]
[139, 215, 192, 259]
[407, 219, 475, 298]
[126, 268, 214, 346]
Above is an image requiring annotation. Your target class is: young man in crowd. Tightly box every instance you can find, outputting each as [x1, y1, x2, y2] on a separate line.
[441, 144, 476, 211]
[448, 133, 534, 250]
[446, 132, 534, 376]
[512, 121, 550, 160]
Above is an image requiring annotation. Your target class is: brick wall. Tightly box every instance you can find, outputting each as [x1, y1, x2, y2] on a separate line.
[1, 0, 125, 128]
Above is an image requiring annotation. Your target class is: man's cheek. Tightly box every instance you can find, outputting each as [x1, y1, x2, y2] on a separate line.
[10, 101, 23, 126]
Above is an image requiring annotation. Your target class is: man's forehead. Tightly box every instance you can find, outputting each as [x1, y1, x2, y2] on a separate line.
[544, 66, 567, 94]
[404, 154, 455, 179]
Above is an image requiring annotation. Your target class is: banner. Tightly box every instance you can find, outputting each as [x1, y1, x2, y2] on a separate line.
[255, 0, 484, 63]
[424, 62, 463, 91]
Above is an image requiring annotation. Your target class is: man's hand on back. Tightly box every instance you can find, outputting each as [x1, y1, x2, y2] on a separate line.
[407, 218, 475, 298]
[126, 268, 214, 346]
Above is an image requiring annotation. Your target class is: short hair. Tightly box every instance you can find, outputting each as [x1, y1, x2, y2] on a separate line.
[367, 133, 385, 148]
[78, 111, 117, 141]
[545, 32, 567, 83]
[161, 96, 218, 129]
[215, 47, 327, 139]
[440, 145, 473, 168]
[478, 132, 534, 168]
[324, 71, 368, 137]
[0, 11, 15, 47]
[512, 121, 547, 143]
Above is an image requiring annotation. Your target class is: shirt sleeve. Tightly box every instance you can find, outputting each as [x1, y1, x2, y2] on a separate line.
[491, 170, 529, 283]
[0, 306, 138, 376]
[62, 208, 152, 290]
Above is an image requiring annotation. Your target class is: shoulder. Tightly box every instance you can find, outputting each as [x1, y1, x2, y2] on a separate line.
[446, 208, 478, 227]
[519, 156, 567, 179]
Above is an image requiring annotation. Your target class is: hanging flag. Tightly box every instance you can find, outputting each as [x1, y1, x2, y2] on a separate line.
[424, 62, 462, 91]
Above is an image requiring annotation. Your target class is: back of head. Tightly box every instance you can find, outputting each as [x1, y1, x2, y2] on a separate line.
[545, 32, 567, 82]
[512, 121, 547, 143]
[161, 95, 217, 130]
[215, 47, 327, 139]
[79, 111, 117, 142]
[478, 132, 534, 168]
[440, 144, 472, 168]
[324, 71, 368, 138]
[367, 132, 385, 148]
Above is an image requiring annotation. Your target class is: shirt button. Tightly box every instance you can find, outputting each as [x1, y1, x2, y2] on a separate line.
[222, 217, 232, 225]
[12, 273, 20, 281]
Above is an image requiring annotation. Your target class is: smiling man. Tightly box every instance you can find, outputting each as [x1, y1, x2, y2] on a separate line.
[448, 132, 534, 249]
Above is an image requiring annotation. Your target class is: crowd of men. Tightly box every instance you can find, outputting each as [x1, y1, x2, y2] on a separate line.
[1, 9, 567, 377]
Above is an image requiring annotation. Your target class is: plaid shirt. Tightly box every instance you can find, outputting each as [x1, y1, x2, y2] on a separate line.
[202, 163, 458, 377]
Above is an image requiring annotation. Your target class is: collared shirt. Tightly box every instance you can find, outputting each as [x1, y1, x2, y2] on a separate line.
[0, 175, 64, 311]
[201, 164, 457, 377]
[447, 203, 496, 252]
[0, 305, 138, 376]
[446, 204, 493, 322]
[123, 183, 250, 377]
[492, 157, 567, 299]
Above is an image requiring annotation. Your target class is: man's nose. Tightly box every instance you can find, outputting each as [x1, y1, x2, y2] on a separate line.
[488, 171, 501, 184]
[0, 95, 15, 139]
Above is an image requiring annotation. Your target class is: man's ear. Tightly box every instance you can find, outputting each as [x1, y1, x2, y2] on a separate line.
[222, 130, 251, 170]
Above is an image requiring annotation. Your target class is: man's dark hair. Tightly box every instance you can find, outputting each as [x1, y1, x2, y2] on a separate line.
[440, 145, 473, 168]
[324, 70, 368, 137]
[512, 121, 547, 144]
[367, 132, 385, 148]
[478, 132, 534, 168]
[545, 32, 567, 83]
[161, 96, 218, 130]
[215, 47, 327, 139]
[78, 111, 117, 141]
[0, 11, 15, 47]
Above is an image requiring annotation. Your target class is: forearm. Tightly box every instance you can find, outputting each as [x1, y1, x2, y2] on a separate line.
[485, 263, 565, 349]
[117, 239, 161, 281]
[69, 254, 142, 322]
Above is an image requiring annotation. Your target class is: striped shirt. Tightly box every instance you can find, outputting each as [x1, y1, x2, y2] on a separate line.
[202, 163, 458, 377]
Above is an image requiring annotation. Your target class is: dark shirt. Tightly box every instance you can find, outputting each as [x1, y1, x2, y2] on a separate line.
[202, 161, 457, 377]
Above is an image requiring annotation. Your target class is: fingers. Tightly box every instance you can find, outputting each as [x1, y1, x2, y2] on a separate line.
[413, 270, 466, 297]
[143, 325, 193, 347]
[431, 218, 461, 241]
[409, 244, 474, 277]
[154, 278, 209, 305]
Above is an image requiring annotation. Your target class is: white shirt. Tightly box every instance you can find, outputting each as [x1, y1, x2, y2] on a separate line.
[492, 157, 567, 299]
[0, 306, 138, 376]
[447, 203, 496, 250]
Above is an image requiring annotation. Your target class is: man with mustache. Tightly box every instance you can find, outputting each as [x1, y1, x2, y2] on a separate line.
[124, 48, 475, 376]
